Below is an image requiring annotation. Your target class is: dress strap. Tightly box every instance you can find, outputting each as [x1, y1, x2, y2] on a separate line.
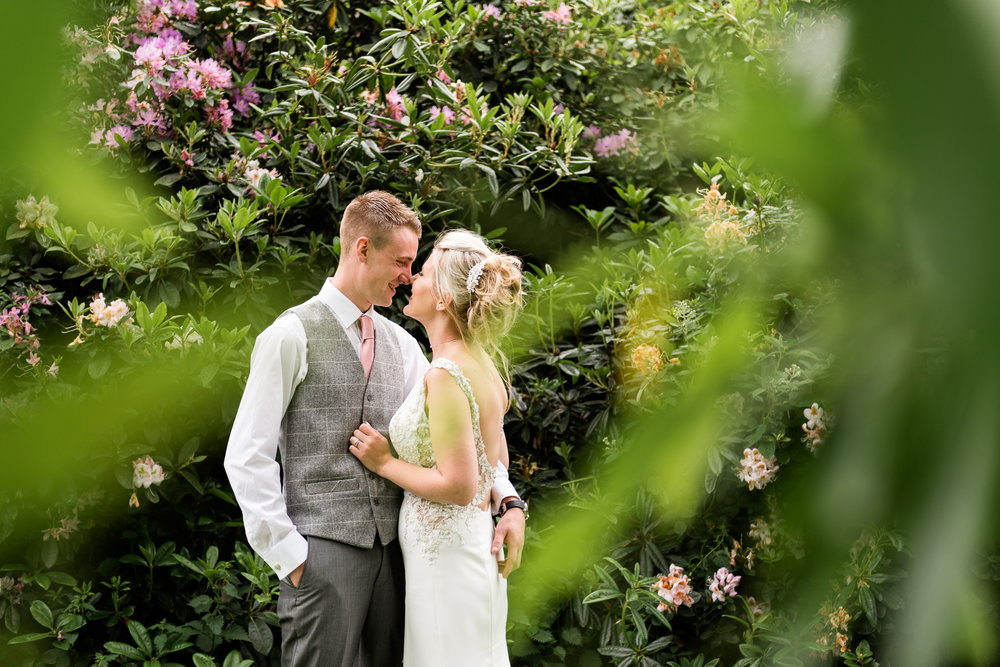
[428, 358, 482, 438]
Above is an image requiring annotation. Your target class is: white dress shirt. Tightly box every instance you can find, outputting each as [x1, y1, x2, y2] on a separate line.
[225, 279, 519, 578]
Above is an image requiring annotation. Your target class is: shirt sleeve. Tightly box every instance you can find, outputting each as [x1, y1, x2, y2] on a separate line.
[491, 461, 520, 515]
[224, 315, 309, 578]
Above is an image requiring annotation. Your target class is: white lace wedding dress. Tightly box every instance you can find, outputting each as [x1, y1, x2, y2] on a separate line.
[389, 358, 510, 666]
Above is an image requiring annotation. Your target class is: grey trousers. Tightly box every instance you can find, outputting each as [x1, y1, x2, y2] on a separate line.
[277, 536, 404, 667]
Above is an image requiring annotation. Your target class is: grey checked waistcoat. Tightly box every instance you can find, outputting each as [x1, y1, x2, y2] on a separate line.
[279, 298, 407, 548]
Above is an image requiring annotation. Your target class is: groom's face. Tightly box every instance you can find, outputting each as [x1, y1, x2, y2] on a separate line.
[359, 227, 419, 308]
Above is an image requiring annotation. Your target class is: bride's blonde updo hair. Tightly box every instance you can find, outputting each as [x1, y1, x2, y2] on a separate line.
[432, 229, 523, 382]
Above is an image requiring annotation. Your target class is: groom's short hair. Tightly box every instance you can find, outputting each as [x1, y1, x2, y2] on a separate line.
[341, 191, 421, 250]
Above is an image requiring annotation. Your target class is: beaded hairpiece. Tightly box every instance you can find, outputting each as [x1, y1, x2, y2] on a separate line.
[466, 259, 488, 293]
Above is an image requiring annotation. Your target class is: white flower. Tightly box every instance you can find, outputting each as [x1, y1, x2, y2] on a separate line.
[803, 402, 824, 429]
[89, 293, 129, 327]
[16, 195, 59, 230]
[737, 448, 779, 491]
[132, 456, 165, 488]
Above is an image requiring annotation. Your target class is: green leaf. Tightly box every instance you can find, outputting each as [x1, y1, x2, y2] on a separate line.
[582, 588, 622, 604]
[858, 584, 878, 625]
[104, 641, 148, 660]
[29, 600, 54, 629]
[7, 631, 53, 644]
[248, 617, 273, 655]
[127, 620, 153, 656]
[192, 655, 217, 667]
[88, 355, 111, 379]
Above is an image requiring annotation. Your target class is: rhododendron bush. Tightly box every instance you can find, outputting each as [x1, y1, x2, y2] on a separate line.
[4, 0, 998, 665]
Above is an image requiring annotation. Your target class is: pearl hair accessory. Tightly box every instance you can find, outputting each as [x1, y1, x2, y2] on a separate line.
[466, 258, 487, 293]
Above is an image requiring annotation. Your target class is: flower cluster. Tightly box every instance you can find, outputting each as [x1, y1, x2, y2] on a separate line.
[652, 564, 695, 613]
[42, 516, 81, 542]
[698, 181, 748, 249]
[544, 3, 573, 24]
[737, 447, 779, 490]
[588, 127, 639, 158]
[1, 288, 53, 368]
[802, 402, 828, 454]
[15, 195, 59, 230]
[0, 576, 26, 606]
[165, 328, 204, 350]
[708, 567, 741, 602]
[77, 0, 252, 162]
[474, 3, 502, 20]
[362, 87, 409, 123]
[133, 456, 166, 488]
[89, 293, 129, 327]
[748, 517, 773, 548]
[632, 344, 664, 375]
[817, 604, 851, 654]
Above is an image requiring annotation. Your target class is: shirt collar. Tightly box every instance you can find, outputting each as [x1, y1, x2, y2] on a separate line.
[319, 279, 375, 332]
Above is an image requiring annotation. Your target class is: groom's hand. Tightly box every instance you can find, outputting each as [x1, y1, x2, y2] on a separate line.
[492, 500, 525, 578]
[288, 561, 305, 588]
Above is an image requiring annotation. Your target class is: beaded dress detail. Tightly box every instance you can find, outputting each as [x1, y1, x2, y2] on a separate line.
[390, 357, 509, 666]
[390, 358, 496, 563]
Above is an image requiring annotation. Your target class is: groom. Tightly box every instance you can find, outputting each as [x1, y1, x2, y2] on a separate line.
[225, 191, 525, 666]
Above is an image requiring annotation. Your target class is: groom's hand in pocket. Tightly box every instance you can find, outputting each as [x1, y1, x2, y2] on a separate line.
[288, 561, 305, 588]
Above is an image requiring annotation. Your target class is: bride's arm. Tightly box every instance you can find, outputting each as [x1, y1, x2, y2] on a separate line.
[349, 368, 478, 506]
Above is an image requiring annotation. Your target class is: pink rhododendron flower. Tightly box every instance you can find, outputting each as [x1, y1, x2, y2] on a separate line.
[429, 105, 456, 125]
[204, 98, 233, 131]
[475, 3, 502, 20]
[652, 564, 695, 613]
[594, 128, 638, 157]
[708, 567, 741, 602]
[544, 3, 572, 24]
[104, 124, 135, 148]
[232, 83, 260, 115]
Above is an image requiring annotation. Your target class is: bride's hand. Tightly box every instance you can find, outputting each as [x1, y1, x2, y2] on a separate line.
[348, 423, 392, 474]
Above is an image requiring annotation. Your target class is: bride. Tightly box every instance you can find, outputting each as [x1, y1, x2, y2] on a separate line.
[348, 229, 523, 666]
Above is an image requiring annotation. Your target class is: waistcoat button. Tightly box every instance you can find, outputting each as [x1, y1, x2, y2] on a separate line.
[366, 394, 373, 402]
[373, 498, 380, 506]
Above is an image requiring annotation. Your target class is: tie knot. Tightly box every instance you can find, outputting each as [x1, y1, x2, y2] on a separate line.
[358, 314, 375, 341]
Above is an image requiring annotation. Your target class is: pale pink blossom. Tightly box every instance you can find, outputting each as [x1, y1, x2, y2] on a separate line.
[475, 3, 502, 20]
[708, 567, 741, 602]
[429, 105, 456, 125]
[652, 564, 695, 613]
[594, 128, 638, 157]
[544, 3, 572, 24]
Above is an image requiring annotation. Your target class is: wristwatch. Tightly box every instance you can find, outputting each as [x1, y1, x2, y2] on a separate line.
[498, 498, 528, 519]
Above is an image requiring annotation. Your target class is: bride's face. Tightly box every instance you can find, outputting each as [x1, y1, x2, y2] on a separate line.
[403, 252, 439, 321]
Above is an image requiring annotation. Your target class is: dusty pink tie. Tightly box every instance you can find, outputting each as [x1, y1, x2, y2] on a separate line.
[358, 315, 375, 379]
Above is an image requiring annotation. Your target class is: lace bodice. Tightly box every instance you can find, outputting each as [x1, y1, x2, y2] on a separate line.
[390, 358, 496, 561]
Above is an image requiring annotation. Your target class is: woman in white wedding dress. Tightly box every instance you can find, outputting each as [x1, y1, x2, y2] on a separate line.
[349, 229, 523, 666]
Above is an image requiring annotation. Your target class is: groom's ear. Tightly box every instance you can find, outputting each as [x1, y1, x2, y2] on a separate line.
[355, 236, 371, 262]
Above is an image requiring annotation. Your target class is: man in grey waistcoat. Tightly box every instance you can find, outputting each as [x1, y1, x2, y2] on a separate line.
[225, 191, 526, 667]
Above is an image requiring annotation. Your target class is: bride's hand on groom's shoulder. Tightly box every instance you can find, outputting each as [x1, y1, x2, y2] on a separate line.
[349, 423, 392, 474]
